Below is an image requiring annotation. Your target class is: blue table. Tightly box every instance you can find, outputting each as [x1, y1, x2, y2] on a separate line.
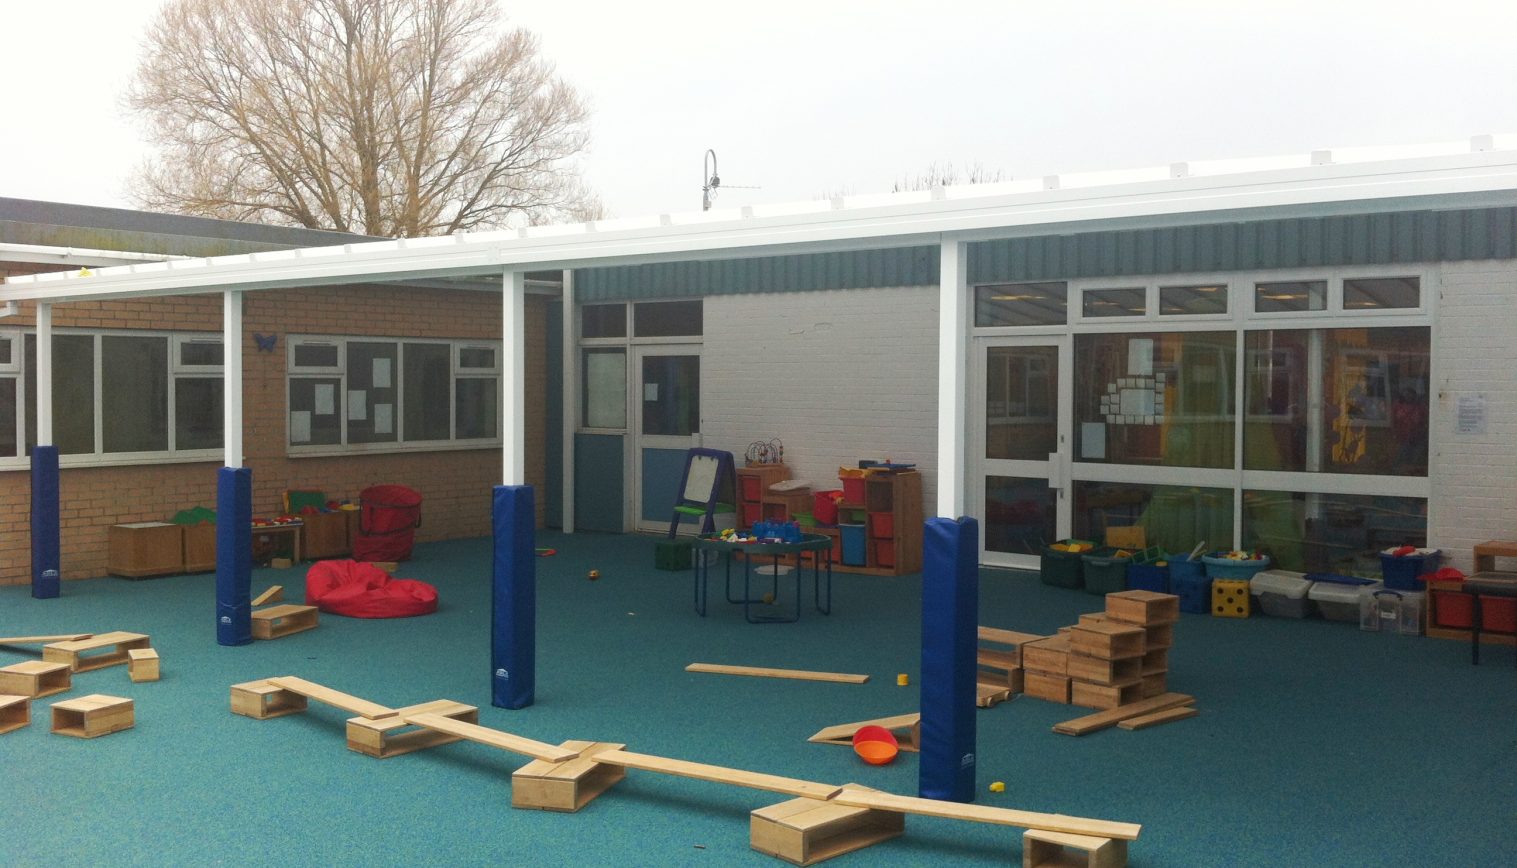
[692, 533, 833, 623]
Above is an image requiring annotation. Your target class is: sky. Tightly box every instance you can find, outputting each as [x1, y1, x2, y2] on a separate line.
[3, 0, 1517, 223]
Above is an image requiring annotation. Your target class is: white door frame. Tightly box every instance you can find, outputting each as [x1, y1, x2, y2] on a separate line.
[968, 334, 1073, 569]
[630, 344, 702, 534]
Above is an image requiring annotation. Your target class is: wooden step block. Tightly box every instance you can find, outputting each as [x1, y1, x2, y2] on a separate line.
[346, 700, 478, 758]
[1077, 613, 1107, 627]
[0, 694, 29, 734]
[251, 605, 319, 640]
[512, 741, 626, 812]
[0, 661, 73, 698]
[1066, 654, 1140, 687]
[51, 694, 134, 739]
[1140, 649, 1168, 676]
[251, 585, 284, 606]
[1104, 590, 1179, 627]
[1070, 680, 1143, 711]
[1144, 624, 1174, 650]
[751, 785, 905, 866]
[1139, 673, 1166, 698]
[1023, 828, 1128, 868]
[128, 648, 161, 683]
[230, 679, 309, 719]
[1067, 622, 1144, 660]
[1025, 670, 1071, 704]
[42, 632, 151, 672]
[1022, 636, 1071, 676]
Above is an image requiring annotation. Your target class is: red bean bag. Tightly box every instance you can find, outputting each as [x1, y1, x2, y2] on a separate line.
[305, 560, 438, 618]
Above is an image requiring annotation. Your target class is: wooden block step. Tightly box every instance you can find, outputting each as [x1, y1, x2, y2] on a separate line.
[977, 627, 1045, 658]
[1104, 590, 1180, 627]
[1070, 680, 1143, 711]
[42, 632, 151, 672]
[1022, 636, 1071, 676]
[1024, 828, 1129, 867]
[1025, 671, 1071, 704]
[251, 586, 284, 606]
[265, 676, 395, 719]
[1144, 624, 1174, 650]
[512, 741, 627, 812]
[346, 700, 478, 758]
[594, 749, 841, 800]
[1117, 705, 1198, 731]
[1140, 649, 1168, 676]
[1066, 654, 1141, 687]
[251, 605, 319, 640]
[1077, 613, 1108, 627]
[230, 679, 309, 719]
[977, 648, 1021, 674]
[51, 694, 134, 738]
[0, 661, 73, 698]
[404, 713, 581, 762]
[1067, 622, 1144, 660]
[0, 694, 29, 735]
[1139, 673, 1167, 698]
[1053, 693, 1194, 736]
[830, 786, 1141, 841]
[808, 713, 921, 753]
[128, 648, 161, 683]
[751, 785, 905, 866]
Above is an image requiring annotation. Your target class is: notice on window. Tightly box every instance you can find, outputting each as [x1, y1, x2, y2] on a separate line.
[643, 383, 659, 402]
[1455, 392, 1487, 435]
[291, 411, 312, 443]
[1127, 338, 1154, 376]
[1081, 422, 1106, 459]
[373, 358, 392, 389]
[374, 403, 393, 435]
[314, 383, 335, 415]
[348, 390, 367, 421]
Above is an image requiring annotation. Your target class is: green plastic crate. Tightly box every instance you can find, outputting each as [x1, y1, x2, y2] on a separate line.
[1040, 539, 1095, 589]
[654, 539, 693, 571]
[1082, 547, 1132, 595]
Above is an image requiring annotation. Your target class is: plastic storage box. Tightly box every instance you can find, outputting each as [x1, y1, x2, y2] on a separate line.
[1307, 574, 1382, 622]
[1379, 548, 1441, 592]
[1359, 587, 1424, 635]
[1202, 552, 1272, 580]
[1250, 570, 1315, 618]
[1126, 550, 1170, 593]
[1081, 548, 1132, 595]
[1169, 558, 1210, 613]
[839, 523, 867, 566]
[1040, 540, 1094, 590]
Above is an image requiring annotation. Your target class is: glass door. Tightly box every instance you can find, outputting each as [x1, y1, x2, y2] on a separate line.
[632, 347, 701, 534]
[969, 337, 1071, 569]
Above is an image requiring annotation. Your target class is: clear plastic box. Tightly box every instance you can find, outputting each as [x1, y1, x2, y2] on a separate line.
[1358, 587, 1424, 635]
[1308, 577, 1382, 622]
[1250, 570, 1314, 618]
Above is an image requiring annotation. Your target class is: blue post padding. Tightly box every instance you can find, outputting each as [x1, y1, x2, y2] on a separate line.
[215, 467, 254, 646]
[919, 516, 979, 802]
[491, 485, 536, 709]
[30, 445, 61, 599]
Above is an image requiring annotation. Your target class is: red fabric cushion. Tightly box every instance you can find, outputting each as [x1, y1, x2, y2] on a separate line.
[305, 560, 438, 618]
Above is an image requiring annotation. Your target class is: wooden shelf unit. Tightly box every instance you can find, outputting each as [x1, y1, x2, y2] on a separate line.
[812, 470, 924, 576]
[1425, 578, 1517, 647]
[735, 464, 790, 530]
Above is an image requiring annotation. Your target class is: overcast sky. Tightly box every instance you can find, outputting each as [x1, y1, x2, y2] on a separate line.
[3, 0, 1516, 223]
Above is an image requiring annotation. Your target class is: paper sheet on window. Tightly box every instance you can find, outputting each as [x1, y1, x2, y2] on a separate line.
[1455, 393, 1486, 435]
[643, 383, 659, 402]
[314, 383, 335, 415]
[1081, 422, 1106, 459]
[374, 403, 393, 435]
[290, 411, 312, 443]
[348, 390, 367, 421]
[373, 358, 392, 389]
[1128, 339, 1153, 376]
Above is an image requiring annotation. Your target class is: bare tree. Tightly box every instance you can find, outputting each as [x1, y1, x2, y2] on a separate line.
[892, 162, 1009, 192]
[127, 0, 598, 236]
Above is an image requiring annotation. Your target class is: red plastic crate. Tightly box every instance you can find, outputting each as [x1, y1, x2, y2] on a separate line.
[869, 512, 895, 538]
[873, 539, 895, 568]
[813, 491, 841, 525]
[841, 476, 866, 503]
[741, 476, 762, 500]
[1481, 595, 1517, 633]
[1433, 590, 1473, 628]
[741, 503, 762, 526]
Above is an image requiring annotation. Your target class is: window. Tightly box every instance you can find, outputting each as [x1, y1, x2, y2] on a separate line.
[633, 300, 703, 337]
[1344, 277, 1419, 310]
[1082, 287, 1146, 318]
[1160, 284, 1228, 316]
[0, 331, 17, 458]
[974, 282, 1067, 327]
[1242, 490, 1427, 574]
[581, 304, 627, 339]
[1255, 280, 1326, 313]
[287, 335, 501, 451]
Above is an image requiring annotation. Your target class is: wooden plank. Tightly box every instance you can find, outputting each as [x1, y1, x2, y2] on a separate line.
[977, 627, 1045, 647]
[807, 713, 920, 746]
[251, 586, 283, 606]
[593, 749, 842, 800]
[405, 712, 580, 762]
[685, 663, 869, 684]
[1052, 693, 1194, 736]
[831, 786, 1141, 841]
[266, 676, 396, 719]
[1117, 705, 1199, 731]
[0, 634, 92, 645]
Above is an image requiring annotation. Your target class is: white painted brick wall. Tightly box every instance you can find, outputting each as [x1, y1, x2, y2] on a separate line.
[1431, 259, 1517, 572]
[703, 287, 939, 511]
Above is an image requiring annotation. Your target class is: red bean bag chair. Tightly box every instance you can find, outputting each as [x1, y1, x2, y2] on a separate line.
[305, 560, 438, 618]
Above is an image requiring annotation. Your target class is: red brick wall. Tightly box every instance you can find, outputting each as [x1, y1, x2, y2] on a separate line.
[0, 283, 549, 586]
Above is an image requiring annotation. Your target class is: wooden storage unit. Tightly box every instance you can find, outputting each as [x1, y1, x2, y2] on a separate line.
[832, 470, 923, 576]
[736, 464, 790, 529]
[182, 523, 216, 573]
[300, 511, 351, 560]
[107, 522, 185, 578]
[1426, 577, 1517, 646]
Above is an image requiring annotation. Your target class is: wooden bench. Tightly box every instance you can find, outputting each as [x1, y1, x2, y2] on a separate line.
[51, 694, 134, 739]
[42, 632, 151, 672]
[512, 741, 627, 812]
[251, 605, 319, 640]
[751, 785, 904, 866]
[345, 700, 478, 758]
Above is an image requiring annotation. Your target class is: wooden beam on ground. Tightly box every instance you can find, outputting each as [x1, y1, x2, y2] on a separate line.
[1052, 693, 1194, 736]
[808, 713, 921, 751]
[831, 787, 1141, 841]
[685, 663, 869, 684]
[593, 749, 843, 800]
[0, 634, 92, 645]
[405, 713, 581, 762]
[251, 586, 283, 606]
[977, 627, 1044, 647]
[1117, 705, 1198, 731]
[266, 676, 397, 720]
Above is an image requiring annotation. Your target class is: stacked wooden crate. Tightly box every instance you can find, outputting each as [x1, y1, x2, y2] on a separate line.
[1103, 590, 1179, 700]
[1025, 590, 1180, 710]
[975, 627, 1041, 706]
[1021, 634, 1073, 704]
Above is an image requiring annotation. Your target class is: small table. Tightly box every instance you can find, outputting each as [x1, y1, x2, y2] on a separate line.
[692, 534, 833, 623]
[1473, 540, 1517, 573]
[253, 521, 303, 564]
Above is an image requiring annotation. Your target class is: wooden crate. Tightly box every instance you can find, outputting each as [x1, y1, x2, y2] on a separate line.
[1022, 636, 1071, 676]
[0, 661, 72, 698]
[1140, 673, 1167, 698]
[1104, 590, 1180, 626]
[1066, 653, 1141, 687]
[1144, 623, 1174, 650]
[43, 632, 151, 672]
[0, 694, 29, 735]
[230, 679, 309, 720]
[512, 741, 626, 812]
[107, 523, 184, 578]
[1140, 648, 1168, 676]
[300, 511, 350, 560]
[751, 786, 904, 866]
[128, 648, 161, 683]
[251, 605, 319, 640]
[51, 694, 134, 738]
[1068, 622, 1145, 660]
[182, 523, 216, 573]
[1024, 670, 1071, 704]
[1023, 828, 1128, 868]
[346, 700, 478, 758]
[1070, 680, 1143, 710]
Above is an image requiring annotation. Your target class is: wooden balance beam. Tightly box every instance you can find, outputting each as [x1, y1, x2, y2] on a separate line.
[0, 634, 92, 645]
[830, 787, 1142, 841]
[405, 713, 581, 763]
[685, 663, 869, 684]
[592, 749, 843, 800]
[265, 676, 397, 720]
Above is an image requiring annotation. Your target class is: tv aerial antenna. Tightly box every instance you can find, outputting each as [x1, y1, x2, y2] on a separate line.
[702, 149, 760, 210]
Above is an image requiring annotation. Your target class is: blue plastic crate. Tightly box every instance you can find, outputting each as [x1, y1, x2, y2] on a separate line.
[839, 523, 867, 567]
[1170, 561, 1211, 614]
[1379, 549, 1440, 592]
[1127, 563, 1170, 593]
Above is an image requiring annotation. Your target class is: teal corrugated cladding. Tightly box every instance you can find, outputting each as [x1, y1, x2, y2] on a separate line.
[572, 206, 1517, 300]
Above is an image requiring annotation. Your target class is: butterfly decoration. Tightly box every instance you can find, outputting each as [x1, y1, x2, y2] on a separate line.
[253, 333, 278, 352]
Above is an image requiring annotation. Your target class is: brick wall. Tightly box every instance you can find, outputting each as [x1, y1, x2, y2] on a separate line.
[702, 286, 939, 511]
[1429, 259, 1517, 572]
[0, 285, 550, 586]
